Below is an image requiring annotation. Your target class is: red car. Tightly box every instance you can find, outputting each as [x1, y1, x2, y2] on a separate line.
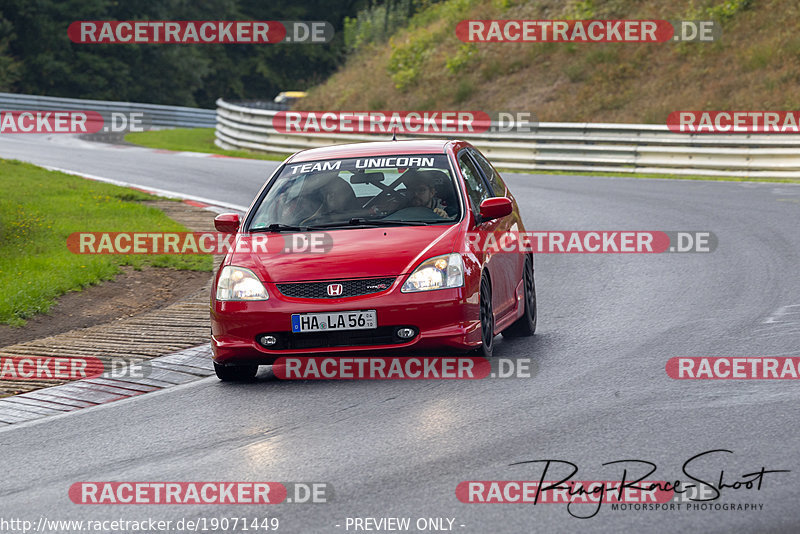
[210, 139, 536, 381]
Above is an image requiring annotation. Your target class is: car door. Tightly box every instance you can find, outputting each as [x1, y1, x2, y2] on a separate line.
[467, 148, 525, 315]
[457, 149, 515, 322]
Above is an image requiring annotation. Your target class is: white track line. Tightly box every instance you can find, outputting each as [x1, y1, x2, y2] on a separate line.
[41, 164, 248, 212]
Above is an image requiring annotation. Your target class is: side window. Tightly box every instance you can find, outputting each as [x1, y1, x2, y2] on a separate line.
[458, 152, 490, 209]
[470, 148, 506, 196]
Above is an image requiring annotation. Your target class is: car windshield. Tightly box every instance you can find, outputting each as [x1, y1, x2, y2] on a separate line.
[248, 154, 460, 230]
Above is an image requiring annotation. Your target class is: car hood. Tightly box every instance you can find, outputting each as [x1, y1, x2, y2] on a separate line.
[228, 225, 461, 283]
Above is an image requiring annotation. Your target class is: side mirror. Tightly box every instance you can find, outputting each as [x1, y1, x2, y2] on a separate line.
[214, 213, 241, 233]
[478, 197, 512, 221]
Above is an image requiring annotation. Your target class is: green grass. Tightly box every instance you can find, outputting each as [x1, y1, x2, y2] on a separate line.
[125, 128, 290, 161]
[0, 160, 212, 327]
[498, 168, 800, 184]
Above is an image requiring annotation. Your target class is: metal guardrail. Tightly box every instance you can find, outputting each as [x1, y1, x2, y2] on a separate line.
[215, 98, 800, 178]
[228, 100, 290, 111]
[0, 92, 216, 128]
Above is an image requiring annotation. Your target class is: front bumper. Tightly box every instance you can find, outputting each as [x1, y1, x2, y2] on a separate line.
[211, 282, 480, 365]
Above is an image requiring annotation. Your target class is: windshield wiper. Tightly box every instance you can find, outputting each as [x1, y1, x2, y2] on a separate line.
[258, 218, 437, 231]
[346, 217, 432, 227]
[305, 218, 433, 229]
[250, 223, 318, 232]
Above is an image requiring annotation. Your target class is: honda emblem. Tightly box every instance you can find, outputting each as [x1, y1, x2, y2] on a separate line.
[327, 283, 343, 297]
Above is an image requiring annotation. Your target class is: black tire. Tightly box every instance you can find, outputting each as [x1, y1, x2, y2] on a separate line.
[475, 274, 495, 358]
[214, 362, 258, 382]
[502, 255, 537, 338]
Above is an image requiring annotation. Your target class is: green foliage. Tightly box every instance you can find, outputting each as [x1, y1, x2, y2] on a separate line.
[387, 32, 435, 90]
[686, 0, 753, 22]
[563, 62, 587, 82]
[407, 0, 478, 29]
[0, 11, 21, 89]
[446, 43, 478, 74]
[567, 0, 596, 19]
[480, 61, 503, 81]
[343, 0, 478, 54]
[743, 44, 772, 70]
[0, 160, 212, 326]
[585, 47, 619, 65]
[706, 0, 753, 22]
[344, 0, 423, 53]
[0, 0, 360, 107]
[384, 0, 479, 89]
[368, 96, 387, 110]
[453, 79, 474, 103]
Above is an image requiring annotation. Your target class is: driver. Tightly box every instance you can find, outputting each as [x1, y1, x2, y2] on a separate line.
[404, 172, 449, 218]
[301, 174, 359, 224]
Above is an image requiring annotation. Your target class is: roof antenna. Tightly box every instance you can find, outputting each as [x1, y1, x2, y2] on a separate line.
[391, 128, 397, 141]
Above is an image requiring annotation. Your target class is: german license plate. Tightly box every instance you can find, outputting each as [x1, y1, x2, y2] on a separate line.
[291, 310, 377, 333]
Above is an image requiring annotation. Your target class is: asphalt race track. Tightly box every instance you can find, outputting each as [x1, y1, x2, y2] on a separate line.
[1, 134, 799, 533]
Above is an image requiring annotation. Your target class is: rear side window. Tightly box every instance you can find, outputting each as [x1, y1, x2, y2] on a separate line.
[458, 152, 490, 209]
[470, 148, 506, 196]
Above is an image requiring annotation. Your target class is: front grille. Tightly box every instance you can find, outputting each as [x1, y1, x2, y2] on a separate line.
[257, 326, 417, 350]
[276, 278, 396, 299]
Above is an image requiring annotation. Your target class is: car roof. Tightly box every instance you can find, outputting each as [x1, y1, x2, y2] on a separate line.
[286, 139, 454, 163]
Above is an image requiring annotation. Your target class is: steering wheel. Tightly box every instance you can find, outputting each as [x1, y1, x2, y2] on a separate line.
[364, 187, 409, 211]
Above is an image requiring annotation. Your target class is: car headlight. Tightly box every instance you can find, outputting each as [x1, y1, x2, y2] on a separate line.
[216, 266, 269, 301]
[401, 253, 464, 293]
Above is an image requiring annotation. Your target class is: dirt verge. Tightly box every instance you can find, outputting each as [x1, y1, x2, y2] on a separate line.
[0, 199, 226, 396]
[0, 266, 211, 348]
